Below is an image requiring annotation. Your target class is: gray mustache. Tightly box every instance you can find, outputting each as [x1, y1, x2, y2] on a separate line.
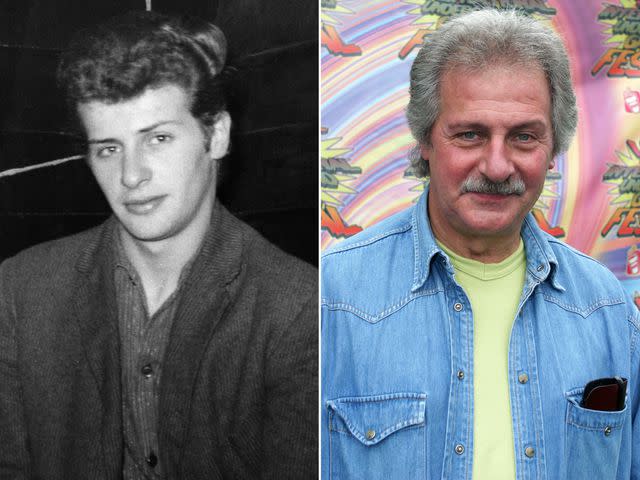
[461, 176, 525, 195]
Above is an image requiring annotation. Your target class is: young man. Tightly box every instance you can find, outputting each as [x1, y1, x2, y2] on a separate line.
[0, 11, 317, 479]
[322, 9, 639, 479]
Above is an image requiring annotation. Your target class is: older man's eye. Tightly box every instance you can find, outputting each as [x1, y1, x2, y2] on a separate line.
[461, 131, 478, 140]
[515, 133, 533, 142]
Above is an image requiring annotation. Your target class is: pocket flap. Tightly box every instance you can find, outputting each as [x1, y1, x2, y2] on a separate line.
[327, 392, 426, 446]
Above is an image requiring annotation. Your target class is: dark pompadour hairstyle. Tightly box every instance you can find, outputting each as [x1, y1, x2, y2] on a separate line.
[57, 11, 228, 129]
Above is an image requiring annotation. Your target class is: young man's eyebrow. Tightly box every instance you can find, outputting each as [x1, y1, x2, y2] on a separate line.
[138, 120, 180, 133]
[86, 120, 181, 144]
[87, 137, 119, 145]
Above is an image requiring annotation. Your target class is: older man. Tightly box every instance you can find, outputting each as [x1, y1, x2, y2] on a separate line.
[0, 11, 316, 479]
[322, 9, 639, 479]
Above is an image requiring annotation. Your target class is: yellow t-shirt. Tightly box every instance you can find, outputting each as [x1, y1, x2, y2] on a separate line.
[438, 240, 526, 480]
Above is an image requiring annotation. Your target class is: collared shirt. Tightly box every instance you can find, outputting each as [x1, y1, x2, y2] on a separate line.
[114, 235, 196, 479]
[321, 188, 640, 479]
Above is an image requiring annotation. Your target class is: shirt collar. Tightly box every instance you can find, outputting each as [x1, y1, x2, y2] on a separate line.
[111, 220, 205, 292]
[410, 186, 564, 292]
[113, 227, 138, 281]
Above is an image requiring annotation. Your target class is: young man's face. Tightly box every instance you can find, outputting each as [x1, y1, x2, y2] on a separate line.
[78, 84, 230, 246]
[421, 63, 554, 253]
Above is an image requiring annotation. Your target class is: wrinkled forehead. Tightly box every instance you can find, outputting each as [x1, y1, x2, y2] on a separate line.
[441, 57, 548, 89]
[436, 60, 551, 115]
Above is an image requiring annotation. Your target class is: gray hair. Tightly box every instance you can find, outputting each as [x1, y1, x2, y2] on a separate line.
[406, 8, 578, 178]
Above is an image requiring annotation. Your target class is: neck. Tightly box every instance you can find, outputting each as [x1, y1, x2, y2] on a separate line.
[433, 231, 520, 264]
[428, 208, 522, 264]
[119, 201, 213, 314]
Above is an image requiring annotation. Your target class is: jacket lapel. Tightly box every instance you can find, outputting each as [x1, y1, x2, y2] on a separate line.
[71, 219, 123, 476]
[158, 202, 245, 470]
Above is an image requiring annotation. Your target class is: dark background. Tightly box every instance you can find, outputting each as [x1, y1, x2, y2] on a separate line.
[0, 0, 318, 265]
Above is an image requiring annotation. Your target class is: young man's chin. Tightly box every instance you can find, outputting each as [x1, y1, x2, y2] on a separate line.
[117, 219, 178, 245]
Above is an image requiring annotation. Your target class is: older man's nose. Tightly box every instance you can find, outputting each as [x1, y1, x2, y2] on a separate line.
[478, 137, 515, 183]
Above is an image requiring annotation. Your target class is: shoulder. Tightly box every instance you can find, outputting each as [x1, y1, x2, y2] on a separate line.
[217, 213, 317, 356]
[0, 224, 104, 291]
[236, 217, 316, 298]
[221, 211, 317, 319]
[531, 229, 638, 327]
[0, 224, 108, 323]
[322, 207, 413, 260]
[321, 207, 417, 311]
[521, 216, 623, 296]
[322, 208, 413, 280]
[547, 235, 623, 293]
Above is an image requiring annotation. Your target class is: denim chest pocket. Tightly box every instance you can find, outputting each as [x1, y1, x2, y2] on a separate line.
[327, 393, 427, 480]
[564, 387, 628, 478]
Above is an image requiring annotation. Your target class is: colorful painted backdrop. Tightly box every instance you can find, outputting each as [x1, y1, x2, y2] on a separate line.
[321, 0, 640, 304]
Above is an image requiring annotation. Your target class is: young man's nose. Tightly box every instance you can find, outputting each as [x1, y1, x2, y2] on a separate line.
[120, 148, 151, 189]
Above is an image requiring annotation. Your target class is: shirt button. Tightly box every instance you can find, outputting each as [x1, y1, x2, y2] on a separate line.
[454, 303, 463, 312]
[454, 444, 464, 455]
[366, 429, 376, 440]
[146, 451, 158, 467]
[604, 426, 612, 436]
[536, 265, 544, 272]
[457, 370, 465, 380]
[518, 373, 529, 384]
[141, 364, 153, 378]
[525, 446, 535, 458]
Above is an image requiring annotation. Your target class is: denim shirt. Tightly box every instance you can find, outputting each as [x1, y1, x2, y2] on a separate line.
[321, 189, 640, 479]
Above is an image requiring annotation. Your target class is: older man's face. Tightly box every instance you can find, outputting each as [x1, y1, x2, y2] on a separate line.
[421, 63, 554, 255]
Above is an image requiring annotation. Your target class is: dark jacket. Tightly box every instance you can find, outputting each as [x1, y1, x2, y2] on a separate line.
[0, 202, 318, 479]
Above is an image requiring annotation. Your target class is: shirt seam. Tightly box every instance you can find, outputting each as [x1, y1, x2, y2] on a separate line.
[322, 224, 412, 258]
[541, 294, 624, 317]
[628, 312, 640, 357]
[321, 288, 443, 323]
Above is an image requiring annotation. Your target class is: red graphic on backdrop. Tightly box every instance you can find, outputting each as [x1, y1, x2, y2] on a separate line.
[399, 29, 430, 59]
[601, 204, 640, 237]
[321, 0, 362, 57]
[625, 88, 640, 112]
[634, 291, 640, 310]
[592, 49, 640, 77]
[322, 205, 363, 238]
[593, 3, 640, 77]
[321, 130, 363, 239]
[626, 139, 640, 158]
[627, 245, 640, 275]
[532, 209, 565, 238]
[322, 24, 362, 56]
[601, 138, 640, 237]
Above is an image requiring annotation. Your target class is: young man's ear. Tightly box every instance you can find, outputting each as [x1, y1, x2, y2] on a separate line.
[207, 111, 231, 160]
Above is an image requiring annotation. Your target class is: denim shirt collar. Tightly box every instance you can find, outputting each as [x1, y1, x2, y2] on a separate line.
[410, 186, 565, 293]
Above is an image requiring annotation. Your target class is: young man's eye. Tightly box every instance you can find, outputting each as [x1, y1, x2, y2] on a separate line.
[148, 134, 172, 145]
[95, 145, 120, 158]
